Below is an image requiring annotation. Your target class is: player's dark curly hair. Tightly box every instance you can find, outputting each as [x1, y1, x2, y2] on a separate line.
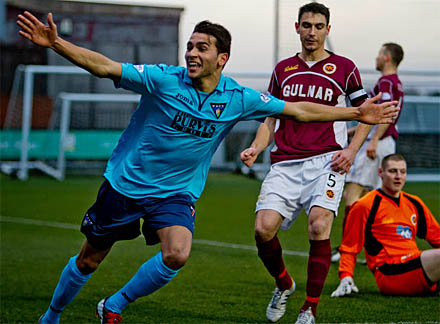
[193, 20, 231, 57]
[298, 2, 330, 25]
[383, 43, 404, 67]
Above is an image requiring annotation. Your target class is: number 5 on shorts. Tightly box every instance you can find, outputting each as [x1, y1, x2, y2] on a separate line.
[327, 173, 336, 188]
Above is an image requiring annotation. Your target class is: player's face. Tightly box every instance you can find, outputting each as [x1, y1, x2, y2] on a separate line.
[379, 160, 407, 196]
[295, 12, 330, 53]
[376, 46, 387, 71]
[185, 33, 227, 81]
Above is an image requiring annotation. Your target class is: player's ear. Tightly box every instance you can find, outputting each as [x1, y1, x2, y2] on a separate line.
[217, 52, 228, 69]
[295, 22, 300, 34]
[385, 51, 392, 63]
[326, 24, 331, 35]
[378, 167, 383, 178]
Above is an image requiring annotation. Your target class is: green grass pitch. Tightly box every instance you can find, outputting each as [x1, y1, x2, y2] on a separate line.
[1, 173, 439, 323]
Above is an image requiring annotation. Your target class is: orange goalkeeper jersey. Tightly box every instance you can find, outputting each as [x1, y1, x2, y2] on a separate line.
[338, 189, 440, 279]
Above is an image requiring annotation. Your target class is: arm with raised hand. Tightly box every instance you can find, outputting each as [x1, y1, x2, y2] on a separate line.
[279, 93, 399, 125]
[240, 117, 276, 168]
[17, 11, 121, 81]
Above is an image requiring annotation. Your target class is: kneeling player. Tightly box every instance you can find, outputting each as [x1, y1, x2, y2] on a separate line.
[331, 154, 440, 297]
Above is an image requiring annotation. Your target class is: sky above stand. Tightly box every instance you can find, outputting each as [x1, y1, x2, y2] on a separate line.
[67, 0, 439, 74]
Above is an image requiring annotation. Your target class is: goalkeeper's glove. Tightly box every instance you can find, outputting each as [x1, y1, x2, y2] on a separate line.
[331, 276, 359, 297]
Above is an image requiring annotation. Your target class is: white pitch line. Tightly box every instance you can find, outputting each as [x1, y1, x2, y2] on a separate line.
[0, 216, 309, 257]
[0, 215, 78, 230]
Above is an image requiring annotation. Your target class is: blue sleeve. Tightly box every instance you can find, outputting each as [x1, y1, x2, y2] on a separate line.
[240, 87, 285, 121]
[115, 63, 169, 95]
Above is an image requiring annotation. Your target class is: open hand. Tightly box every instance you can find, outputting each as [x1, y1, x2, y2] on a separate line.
[358, 93, 399, 125]
[331, 276, 359, 297]
[17, 11, 58, 48]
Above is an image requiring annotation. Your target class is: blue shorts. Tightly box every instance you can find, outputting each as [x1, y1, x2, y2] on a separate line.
[80, 179, 196, 250]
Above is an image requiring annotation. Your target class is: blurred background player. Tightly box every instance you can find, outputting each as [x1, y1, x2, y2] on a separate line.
[240, 2, 377, 323]
[332, 43, 405, 263]
[17, 10, 398, 324]
[331, 154, 440, 297]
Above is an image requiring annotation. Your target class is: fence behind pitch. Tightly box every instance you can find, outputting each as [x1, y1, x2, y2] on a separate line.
[0, 65, 438, 181]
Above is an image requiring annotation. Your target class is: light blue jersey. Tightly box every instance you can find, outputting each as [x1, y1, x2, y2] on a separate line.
[104, 63, 285, 202]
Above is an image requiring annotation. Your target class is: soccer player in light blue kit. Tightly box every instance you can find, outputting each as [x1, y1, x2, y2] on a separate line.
[17, 11, 399, 324]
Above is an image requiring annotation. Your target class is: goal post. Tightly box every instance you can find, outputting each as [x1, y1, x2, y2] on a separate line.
[1, 91, 141, 180]
[1, 65, 90, 180]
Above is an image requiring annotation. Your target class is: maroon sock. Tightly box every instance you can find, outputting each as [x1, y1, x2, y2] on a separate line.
[300, 239, 331, 317]
[256, 235, 292, 290]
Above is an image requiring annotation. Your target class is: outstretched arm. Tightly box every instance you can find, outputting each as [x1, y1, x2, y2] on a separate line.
[279, 93, 399, 125]
[17, 11, 121, 81]
[240, 117, 276, 168]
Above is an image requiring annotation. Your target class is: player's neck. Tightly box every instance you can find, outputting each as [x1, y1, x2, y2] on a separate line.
[192, 72, 221, 93]
[381, 186, 401, 198]
[299, 48, 330, 62]
[381, 64, 397, 76]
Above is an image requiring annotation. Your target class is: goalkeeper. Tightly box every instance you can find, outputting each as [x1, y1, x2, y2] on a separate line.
[331, 154, 440, 298]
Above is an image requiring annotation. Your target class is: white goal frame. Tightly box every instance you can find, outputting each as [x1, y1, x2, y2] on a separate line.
[1, 91, 141, 180]
[1, 65, 90, 180]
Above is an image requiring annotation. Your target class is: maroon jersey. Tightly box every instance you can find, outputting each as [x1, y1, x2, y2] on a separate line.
[268, 52, 368, 163]
[370, 74, 404, 139]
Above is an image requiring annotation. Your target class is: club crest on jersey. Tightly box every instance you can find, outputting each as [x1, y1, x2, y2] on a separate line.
[326, 189, 335, 200]
[396, 225, 412, 239]
[411, 214, 417, 225]
[323, 63, 336, 74]
[284, 64, 299, 72]
[210, 103, 227, 119]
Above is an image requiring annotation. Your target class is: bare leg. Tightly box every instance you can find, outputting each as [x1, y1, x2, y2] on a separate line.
[343, 182, 369, 207]
[421, 249, 440, 283]
[104, 226, 192, 315]
[308, 206, 334, 240]
[158, 225, 193, 270]
[255, 209, 283, 243]
[76, 239, 111, 274]
[255, 209, 293, 290]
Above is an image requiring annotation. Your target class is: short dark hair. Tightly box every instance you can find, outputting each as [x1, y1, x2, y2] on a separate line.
[383, 43, 404, 67]
[193, 20, 232, 57]
[298, 2, 330, 25]
[381, 153, 406, 169]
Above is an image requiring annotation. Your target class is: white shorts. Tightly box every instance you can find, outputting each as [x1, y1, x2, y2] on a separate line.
[256, 153, 345, 230]
[345, 136, 396, 189]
